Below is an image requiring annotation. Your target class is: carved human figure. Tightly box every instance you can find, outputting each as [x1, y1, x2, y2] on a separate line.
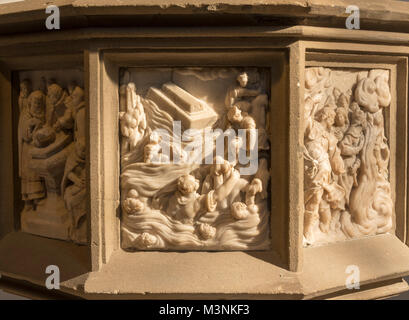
[61, 137, 86, 243]
[123, 189, 147, 216]
[226, 105, 257, 152]
[245, 178, 263, 212]
[18, 80, 32, 181]
[225, 72, 261, 111]
[167, 170, 240, 224]
[338, 103, 366, 205]
[201, 156, 231, 209]
[333, 106, 349, 141]
[54, 86, 85, 142]
[230, 178, 263, 220]
[46, 83, 68, 127]
[144, 131, 169, 164]
[19, 90, 47, 210]
[304, 106, 345, 241]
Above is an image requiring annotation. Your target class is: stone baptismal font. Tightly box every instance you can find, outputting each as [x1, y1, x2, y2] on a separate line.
[2, 0, 409, 300]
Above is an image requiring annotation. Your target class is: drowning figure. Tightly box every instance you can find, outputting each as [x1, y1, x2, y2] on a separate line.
[167, 170, 241, 224]
[144, 131, 170, 164]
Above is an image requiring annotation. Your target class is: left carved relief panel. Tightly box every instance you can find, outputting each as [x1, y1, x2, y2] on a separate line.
[16, 70, 87, 244]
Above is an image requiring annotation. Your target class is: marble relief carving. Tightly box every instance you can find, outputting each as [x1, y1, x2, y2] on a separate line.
[120, 68, 271, 250]
[303, 67, 394, 245]
[18, 72, 87, 244]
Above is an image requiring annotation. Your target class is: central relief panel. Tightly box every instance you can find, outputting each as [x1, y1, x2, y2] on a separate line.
[119, 67, 271, 251]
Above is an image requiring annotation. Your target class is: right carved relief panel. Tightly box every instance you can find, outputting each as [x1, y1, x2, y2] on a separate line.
[303, 67, 394, 245]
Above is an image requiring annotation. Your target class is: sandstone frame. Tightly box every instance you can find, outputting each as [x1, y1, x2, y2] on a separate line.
[0, 20, 408, 298]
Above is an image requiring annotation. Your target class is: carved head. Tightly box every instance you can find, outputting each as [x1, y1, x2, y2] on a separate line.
[231, 202, 249, 220]
[136, 232, 157, 248]
[237, 72, 248, 87]
[316, 106, 336, 128]
[123, 189, 145, 215]
[19, 79, 31, 98]
[177, 174, 199, 195]
[28, 90, 46, 120]
[47, 83, 64, 105]
[335, 107, 348, 127]
[198, 223, 216, 240]
[249, 178, 263, 194]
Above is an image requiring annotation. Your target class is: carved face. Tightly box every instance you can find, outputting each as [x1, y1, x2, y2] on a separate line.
[335, 109, 348, 127]
[20, 81, 31, 98]
[47, 84, 63, 104]
[237, 73, 248, 87]
[177, 175, 199, 195]
[29, 92, 45, 119]
[318, 107, 335, 128]
[231, 202, 249, 220]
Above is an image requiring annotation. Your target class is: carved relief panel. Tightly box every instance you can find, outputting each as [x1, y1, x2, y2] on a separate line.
[119, 68, 271, 250]
[303, 67, 394, 246]
[17, 70, 87, 244]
